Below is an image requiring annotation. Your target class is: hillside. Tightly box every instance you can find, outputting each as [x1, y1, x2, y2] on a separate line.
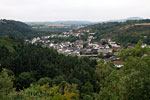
[0, 19, 37, 39]
[0, 36, 97, 97]
[1, 36, 150, 99]
[86, 19, 150, 46]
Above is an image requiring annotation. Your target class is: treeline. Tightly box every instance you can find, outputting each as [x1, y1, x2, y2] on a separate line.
[0, 36, 150, 100]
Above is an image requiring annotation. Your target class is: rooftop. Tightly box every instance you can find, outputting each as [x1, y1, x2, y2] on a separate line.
[114, 61, 123, 65]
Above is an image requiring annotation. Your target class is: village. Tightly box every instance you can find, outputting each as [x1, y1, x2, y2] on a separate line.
[30, 29, 149, 68]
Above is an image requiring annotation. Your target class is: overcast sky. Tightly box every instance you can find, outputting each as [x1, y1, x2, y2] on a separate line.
[0, 0, 150, 22]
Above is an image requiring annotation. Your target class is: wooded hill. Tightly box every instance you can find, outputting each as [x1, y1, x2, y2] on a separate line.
[0, 19, 38, 39]
[86, 19, 150, 46]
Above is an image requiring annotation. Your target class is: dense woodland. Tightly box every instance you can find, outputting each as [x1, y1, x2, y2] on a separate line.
[0, 19, 150, 99]
[0, 19, 37, 39]
[0, 36, 150, 100]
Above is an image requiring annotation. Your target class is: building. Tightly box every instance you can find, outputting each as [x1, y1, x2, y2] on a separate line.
[112, 47, 120, 51]
[141, 43, 147, 48]
[98, 49, 112, 54]
[114, 61, 124, 68]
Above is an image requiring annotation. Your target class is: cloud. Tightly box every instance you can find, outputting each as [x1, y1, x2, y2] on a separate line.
[0, 0, 149, 21]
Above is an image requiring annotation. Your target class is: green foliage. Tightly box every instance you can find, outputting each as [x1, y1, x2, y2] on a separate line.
[98, 43, 150, 100]
[38, 77, 52, 86]
[119, 40, 149, 60]
[0, 19, 38, 39]
[16, 72, 35, 89]
[83, 42, 88, 48]
[81, 81, 93, 95]
[53, 76, 65, 85]
[0, 36, 97, 99]
[83, 95, 93, 100]
[95, 60, 113, 90]
[0, 68, 14, 99]
[0, 36, 150, 100]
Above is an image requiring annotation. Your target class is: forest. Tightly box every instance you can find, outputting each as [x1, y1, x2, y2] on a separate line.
[0, 36, 150, 100]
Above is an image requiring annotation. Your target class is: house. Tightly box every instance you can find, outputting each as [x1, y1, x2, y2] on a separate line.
[99, 45, 105, 49]
[109, 41, 120, 47]
[112, 47, 120, 51]
[31, 37, 40, 44]
[114, 61, 124, 68]
[105, 45, 110, 49]
[97, 49, 113, 54]
[110, 56, 117, 61]
[141, 43, 147, 48]
[89, 33, 95, 35]
[113, 52, 120, 56]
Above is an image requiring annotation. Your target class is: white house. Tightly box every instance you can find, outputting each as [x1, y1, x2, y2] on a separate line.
[114, 61, 124, 68]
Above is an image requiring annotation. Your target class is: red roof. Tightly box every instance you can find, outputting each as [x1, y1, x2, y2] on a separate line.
[112, 47, 120, 51]
[114, 61, 123, 65]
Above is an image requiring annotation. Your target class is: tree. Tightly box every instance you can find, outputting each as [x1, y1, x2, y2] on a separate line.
[53, 76, 65, 85]
[38, 77, 52, 86]
[83, 43, 88, 48]
[83, 95, 93, 100]
[81, 81, 93, 95]
[17, 72, 34, 89]
[0, 68, 14, 99]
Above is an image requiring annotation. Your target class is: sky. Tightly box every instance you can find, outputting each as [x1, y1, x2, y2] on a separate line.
[0, 0, 150, 22]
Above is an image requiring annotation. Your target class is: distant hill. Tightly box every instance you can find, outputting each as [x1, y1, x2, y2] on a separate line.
[107, 17, 143, 22]
[25, 17, 144, 25]
[86, 19, 150, 46]
[52, 21, 98, 25]
[127, 17, 143, 20]
[0, 19, 37, 39]
[26, 21, 98, 25]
